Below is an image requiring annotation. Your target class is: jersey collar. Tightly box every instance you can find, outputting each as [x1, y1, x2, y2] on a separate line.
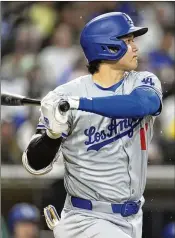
[94, 78, 124, 92]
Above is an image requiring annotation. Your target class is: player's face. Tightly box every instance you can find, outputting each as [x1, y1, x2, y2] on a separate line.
[116, 34, 139, 71]
[14, 222, 39, 238]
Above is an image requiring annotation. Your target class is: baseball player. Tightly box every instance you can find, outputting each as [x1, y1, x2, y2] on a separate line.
[22, 12, 162, 238]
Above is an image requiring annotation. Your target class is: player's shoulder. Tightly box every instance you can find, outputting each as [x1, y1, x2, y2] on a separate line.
[53, 75, 91, 96]
[59, 74, 91, 89]
[128, 70, 159, 80]
[126, 70, 161, 86]
[123, 70, 162, 93]
[66, 74, 90, 85]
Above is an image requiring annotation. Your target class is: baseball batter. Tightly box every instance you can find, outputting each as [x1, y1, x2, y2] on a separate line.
[22, 12, 162, 238]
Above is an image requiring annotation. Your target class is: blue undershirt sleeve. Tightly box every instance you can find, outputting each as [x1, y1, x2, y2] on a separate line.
[78, 87, 161, 119]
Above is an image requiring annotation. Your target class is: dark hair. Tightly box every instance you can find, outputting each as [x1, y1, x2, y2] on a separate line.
[87, 60, 102, 74]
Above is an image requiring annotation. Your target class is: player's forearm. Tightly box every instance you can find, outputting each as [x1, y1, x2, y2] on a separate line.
[25, 132, 62, 170]
[78, 88, 161, 118]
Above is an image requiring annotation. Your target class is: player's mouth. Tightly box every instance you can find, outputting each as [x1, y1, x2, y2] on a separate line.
[133, 55, 138, 59]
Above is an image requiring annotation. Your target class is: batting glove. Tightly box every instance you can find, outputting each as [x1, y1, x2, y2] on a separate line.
[44, 205, 60, 230]
[40, 92, 69, 138]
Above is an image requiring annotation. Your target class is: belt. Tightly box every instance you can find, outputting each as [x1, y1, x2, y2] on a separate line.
[70, 196, 141, 217]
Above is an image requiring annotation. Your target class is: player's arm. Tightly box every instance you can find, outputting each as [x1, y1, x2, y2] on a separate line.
[22, 91, 69, 175]
[77, 87, 161, 118]
[22, 129, 63, 175]
[68, 73, 162, 118]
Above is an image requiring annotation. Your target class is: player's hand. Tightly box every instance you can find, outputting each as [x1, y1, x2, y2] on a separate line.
[40, 92, 69, 138]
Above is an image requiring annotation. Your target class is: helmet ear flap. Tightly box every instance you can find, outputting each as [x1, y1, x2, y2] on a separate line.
[108, 46, 120, 54]
[101, 45, 120, 54]
[108, 38, 128, 54]
[101, 45, 108, 51]
[84, 39, 128, 63]
[100, 45, 120, 54]
[96, 39, 128, 61]
[100, 45, 120, 53]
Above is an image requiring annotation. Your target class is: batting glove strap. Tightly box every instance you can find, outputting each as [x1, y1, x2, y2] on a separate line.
[44, 205, 60, 230]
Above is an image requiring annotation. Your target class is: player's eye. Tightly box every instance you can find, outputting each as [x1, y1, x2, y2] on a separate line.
[125, 39, 134, 44]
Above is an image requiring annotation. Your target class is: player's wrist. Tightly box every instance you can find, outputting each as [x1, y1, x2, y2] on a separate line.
[46, 129, 61, 139]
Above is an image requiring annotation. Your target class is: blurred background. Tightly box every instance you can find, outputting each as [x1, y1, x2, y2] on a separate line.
[1, 1, 175, 238]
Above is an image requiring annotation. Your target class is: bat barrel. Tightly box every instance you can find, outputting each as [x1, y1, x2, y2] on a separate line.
[1, 94, 41, 106]
[1, 94, 23, 106]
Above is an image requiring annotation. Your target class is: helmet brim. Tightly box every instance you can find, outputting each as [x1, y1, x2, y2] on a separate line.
[118, 27, 148, 38]
[129, 27, 148, 37]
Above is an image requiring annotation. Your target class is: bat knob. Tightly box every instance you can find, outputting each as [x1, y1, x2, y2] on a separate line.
[59, 100, 70, 112]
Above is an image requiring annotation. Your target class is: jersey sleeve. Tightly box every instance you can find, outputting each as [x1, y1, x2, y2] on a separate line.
[132, 72, 163, 116]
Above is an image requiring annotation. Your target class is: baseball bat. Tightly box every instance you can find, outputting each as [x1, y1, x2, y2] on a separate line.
[1, 93, 70, 112]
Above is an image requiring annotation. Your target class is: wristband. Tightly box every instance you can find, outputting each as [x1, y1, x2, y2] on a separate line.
[46, 130, 61, 139]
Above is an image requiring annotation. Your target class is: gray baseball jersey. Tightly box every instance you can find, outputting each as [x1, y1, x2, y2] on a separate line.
[38, 70, 162, 203]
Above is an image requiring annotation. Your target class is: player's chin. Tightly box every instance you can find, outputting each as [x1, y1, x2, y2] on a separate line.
[128, 61, 138, 71]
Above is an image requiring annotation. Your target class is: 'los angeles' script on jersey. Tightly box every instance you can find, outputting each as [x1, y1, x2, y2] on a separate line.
[84, 118, 142, 151]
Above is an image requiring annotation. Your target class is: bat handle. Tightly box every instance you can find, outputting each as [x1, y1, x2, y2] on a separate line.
[58, 100, 70, 112]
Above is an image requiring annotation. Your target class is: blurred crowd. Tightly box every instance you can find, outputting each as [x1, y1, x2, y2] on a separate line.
[1, 1, 175, 166]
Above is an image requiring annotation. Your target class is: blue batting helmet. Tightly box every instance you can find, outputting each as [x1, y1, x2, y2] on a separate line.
[80, 12, 148, 63]
[8, 203, 40, 234]
[162, 222, 175, 238]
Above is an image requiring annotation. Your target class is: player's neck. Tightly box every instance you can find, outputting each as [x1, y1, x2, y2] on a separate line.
[92, 65, 125, 88]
